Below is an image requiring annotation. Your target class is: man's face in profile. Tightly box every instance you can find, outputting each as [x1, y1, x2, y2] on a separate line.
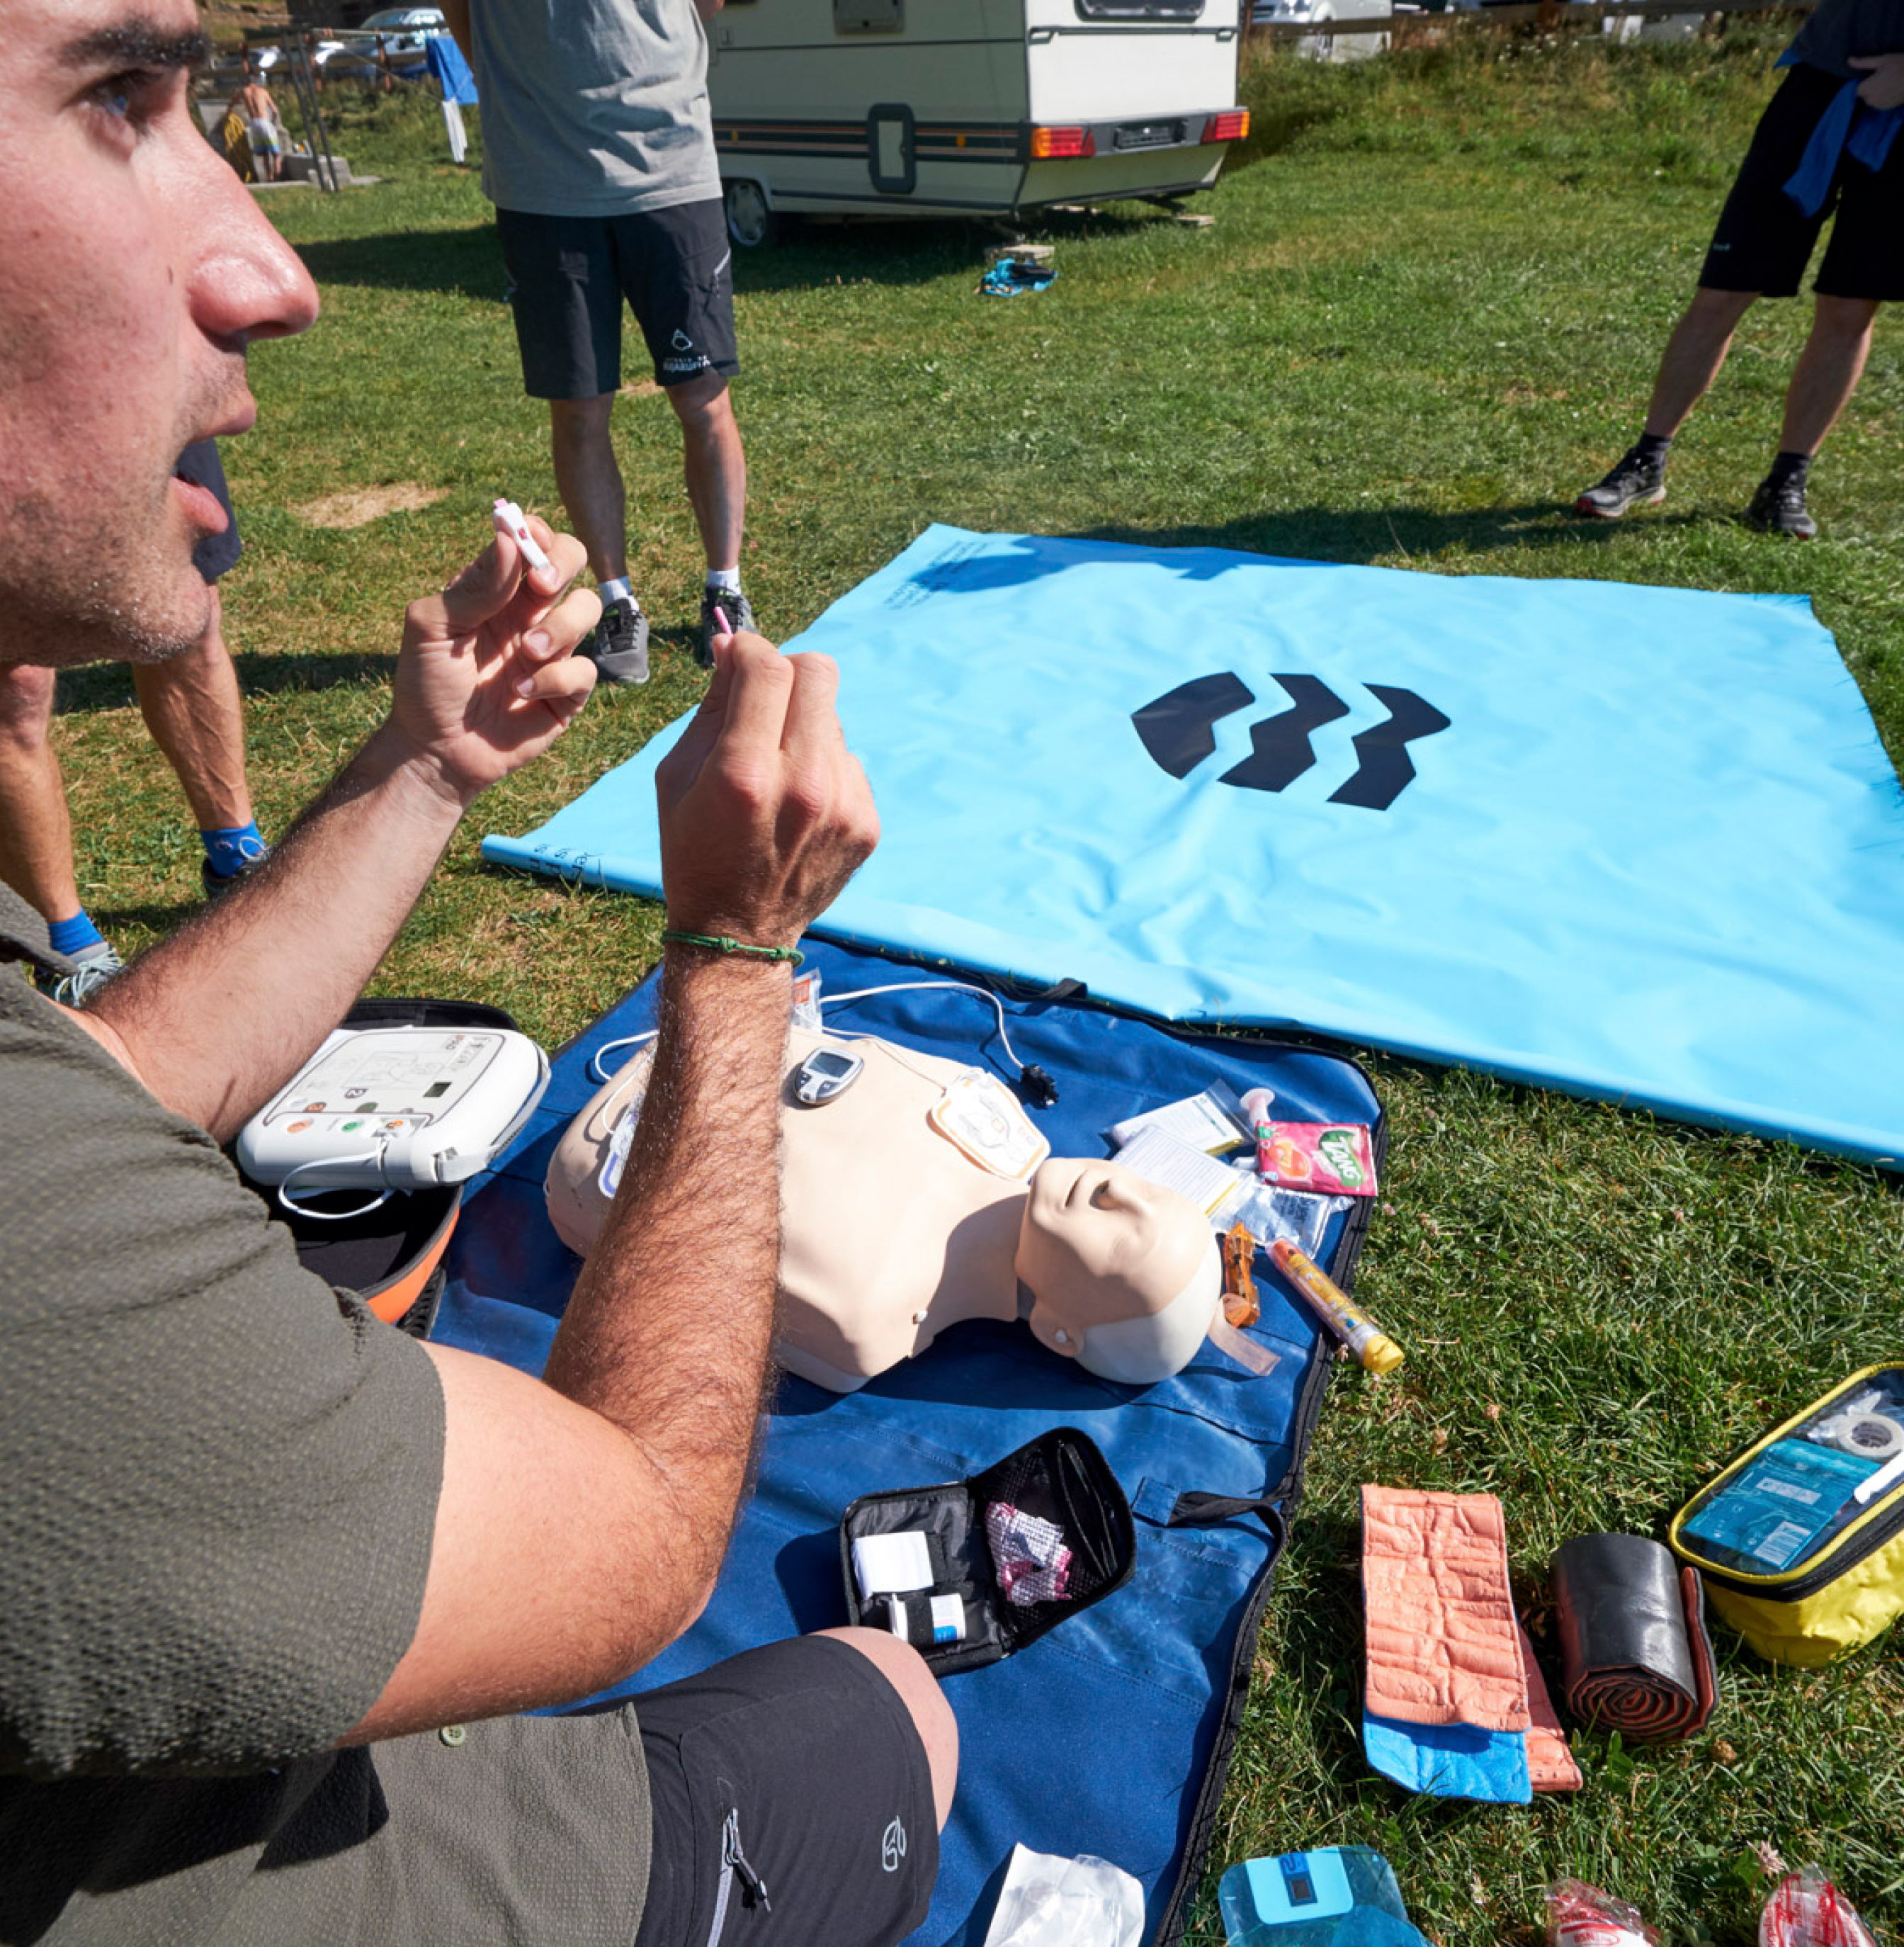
[0, 0, 318, 669]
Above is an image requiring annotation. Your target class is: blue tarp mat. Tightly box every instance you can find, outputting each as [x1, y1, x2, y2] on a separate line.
[484, 526, 1904, 1169]
[439, 939, 1382, 1947]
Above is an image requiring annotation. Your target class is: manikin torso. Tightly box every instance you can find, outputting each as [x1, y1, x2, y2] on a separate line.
[546, 1028, 1221, 1392]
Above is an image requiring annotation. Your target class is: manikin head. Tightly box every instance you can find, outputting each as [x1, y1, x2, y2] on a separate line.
[1018, 1158, 1222, 1384]
[0, 0, 317, 671]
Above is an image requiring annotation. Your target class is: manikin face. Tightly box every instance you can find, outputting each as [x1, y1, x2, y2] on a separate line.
[1019, 1158, 1220, 1382]
[0, 0, 319, 669]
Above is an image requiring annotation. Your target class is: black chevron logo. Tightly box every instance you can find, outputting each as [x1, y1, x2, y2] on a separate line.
[1130, 672, 1449, 812]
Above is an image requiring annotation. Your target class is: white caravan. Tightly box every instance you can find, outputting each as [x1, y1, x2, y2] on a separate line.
[706, 0, 1250, 244]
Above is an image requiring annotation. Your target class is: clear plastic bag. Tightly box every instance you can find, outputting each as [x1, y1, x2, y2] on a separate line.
[1759, 1869, 1877, 1947]
[1546, 1880, 1659, 1947]
[982, 1844, 1145, 1947]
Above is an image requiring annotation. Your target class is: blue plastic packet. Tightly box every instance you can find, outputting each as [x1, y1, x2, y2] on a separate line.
[1218, 1847, 1427, 1947]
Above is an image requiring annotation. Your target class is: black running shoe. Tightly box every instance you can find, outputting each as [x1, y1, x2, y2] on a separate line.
[580, 597, 650, 685]
[1574, 444, 1667, 519]
[698, 587, 756, 670]
[1745, 473, 1817, 540]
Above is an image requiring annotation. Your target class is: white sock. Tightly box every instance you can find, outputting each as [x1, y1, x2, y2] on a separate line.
[705, 566, 741, 594]
[599, 576, 635, 608]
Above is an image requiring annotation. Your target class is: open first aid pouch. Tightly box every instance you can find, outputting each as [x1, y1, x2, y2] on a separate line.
[1670, 1362, 1904, 1665]
[842, 1427, 1137, 1676]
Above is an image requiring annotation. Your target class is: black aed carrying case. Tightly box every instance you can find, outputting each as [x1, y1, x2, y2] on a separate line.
[839, 1427, 1137, 1677]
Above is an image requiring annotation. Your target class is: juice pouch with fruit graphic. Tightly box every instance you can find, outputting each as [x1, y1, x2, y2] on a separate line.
[1269, 1121, 1378, 1197]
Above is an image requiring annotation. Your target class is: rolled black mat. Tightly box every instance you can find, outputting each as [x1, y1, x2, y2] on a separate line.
[1550, 1533, 1717, 1743]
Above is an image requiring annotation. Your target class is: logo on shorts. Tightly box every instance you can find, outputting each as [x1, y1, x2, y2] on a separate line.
[880, 1817, 907, 1873]
[671, 327, 696, 351]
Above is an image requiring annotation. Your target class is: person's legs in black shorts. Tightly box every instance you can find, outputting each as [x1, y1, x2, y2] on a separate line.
[1575, 64, 1886, 529]
[630, 1633, 948, 1947]
[495, 201, 751, 671]
[493, 208, 655, 679]
[608, 200, 752, 666]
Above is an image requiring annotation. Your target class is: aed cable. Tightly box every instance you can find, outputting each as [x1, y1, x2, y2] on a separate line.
[588, 979, 1050, 1098]
[276, 1149, 395, 1221]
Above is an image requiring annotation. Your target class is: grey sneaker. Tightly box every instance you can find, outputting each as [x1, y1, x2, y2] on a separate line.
[1745, 473, 1817, 540]
[33, 940, 125, 1006]
[202, 835, 269, 901]
[1575, 444, 1667, 519]
[580, 597, 650, 685]
[698, 587, 756, 670]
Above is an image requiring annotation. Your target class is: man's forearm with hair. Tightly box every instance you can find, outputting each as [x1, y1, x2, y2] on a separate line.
[541, 949, 790, 1609]
[81, 726, 465, 1140]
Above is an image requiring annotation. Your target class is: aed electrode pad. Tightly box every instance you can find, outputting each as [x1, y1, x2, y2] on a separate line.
[238, 1025, 550, 1190]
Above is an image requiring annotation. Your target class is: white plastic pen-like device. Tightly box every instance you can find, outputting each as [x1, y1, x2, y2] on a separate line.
[492, 497, 551, 571]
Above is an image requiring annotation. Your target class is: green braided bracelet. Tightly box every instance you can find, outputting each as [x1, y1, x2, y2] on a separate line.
[661, 929, 804, 967]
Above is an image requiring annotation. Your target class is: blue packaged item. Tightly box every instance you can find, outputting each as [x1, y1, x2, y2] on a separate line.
[1218, 1846, 1427, 1947]
[1672, 1362, 1904, 1666]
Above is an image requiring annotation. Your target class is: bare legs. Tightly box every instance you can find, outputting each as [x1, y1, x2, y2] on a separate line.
[130, 587, 254, 833]
[1643, 286, 1759, 439]
[0, 662, 81, 922]
[667, 370, 746, 575]
[547, 372, 747, 589]
[1640, 284, 1881, 458]
[0, 593, 254, 930]
[549, 393, 630, 586]
[1778, 294, 1880, 455]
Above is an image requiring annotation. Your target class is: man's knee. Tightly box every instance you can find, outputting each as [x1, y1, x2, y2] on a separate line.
[665, 371, 732, 431]
[0, 662, 58, 751]
[1811, 293, 1880, 339]
[1687, 285, 1757, 330]
[548, 393, 616, 448]
[816, 1625, 958, 1830]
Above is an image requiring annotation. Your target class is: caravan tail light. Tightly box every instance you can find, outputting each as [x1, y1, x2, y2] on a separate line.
[1202, 110, 1250, 144]
[1030, 125, 1096, 159]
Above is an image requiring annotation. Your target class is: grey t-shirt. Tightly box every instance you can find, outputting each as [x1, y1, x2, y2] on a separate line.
[0, 901, 650, 1944]
[1785, 0, 1904, 78]
[470, 0, 722, 217]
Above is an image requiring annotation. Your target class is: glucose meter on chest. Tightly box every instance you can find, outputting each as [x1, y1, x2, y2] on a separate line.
[238, 1024, 550, 1193]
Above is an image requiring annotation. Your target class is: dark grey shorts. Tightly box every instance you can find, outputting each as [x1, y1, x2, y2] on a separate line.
[497, 199, 740, 399]
[630, 1636, 939, 1947]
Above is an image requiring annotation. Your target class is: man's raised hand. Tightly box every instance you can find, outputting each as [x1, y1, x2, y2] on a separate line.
[654, 629, 879, 951]
[387, 516, 601, 809]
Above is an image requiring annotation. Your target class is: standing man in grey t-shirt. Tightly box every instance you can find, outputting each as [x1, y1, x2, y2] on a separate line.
[444, 0, 752, 683]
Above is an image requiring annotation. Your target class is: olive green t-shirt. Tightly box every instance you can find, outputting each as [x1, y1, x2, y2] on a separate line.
[0, 898, 649, 1944]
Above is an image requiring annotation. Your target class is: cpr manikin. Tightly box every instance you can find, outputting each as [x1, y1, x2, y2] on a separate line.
[546, 1028, 1241, 1392]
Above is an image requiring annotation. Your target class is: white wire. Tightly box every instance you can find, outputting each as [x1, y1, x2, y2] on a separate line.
[820, 982, 1028, 1072]
[585, 978, 1028, 1085]
[276, 1150, 393, 1221]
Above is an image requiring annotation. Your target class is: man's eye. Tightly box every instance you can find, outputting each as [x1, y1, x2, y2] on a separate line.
[89, 71, 152, 122]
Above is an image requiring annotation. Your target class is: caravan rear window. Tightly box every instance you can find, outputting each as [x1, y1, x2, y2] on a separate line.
[1074, 0, 1207, 17]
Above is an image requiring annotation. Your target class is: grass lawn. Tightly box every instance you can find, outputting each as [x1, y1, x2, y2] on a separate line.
[57, 23, 1904, 1942]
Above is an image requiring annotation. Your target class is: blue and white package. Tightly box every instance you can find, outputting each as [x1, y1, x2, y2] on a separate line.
[1679, 1438, 1877, 1573]
[1218, 1846, 1427, 1947]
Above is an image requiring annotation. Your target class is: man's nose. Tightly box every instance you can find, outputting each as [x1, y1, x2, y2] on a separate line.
[178, 127, 319, 346]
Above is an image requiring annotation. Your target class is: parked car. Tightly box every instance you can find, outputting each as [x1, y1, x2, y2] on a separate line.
[357, 6, 448, 54]
[1251, 0, 1398, 60]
